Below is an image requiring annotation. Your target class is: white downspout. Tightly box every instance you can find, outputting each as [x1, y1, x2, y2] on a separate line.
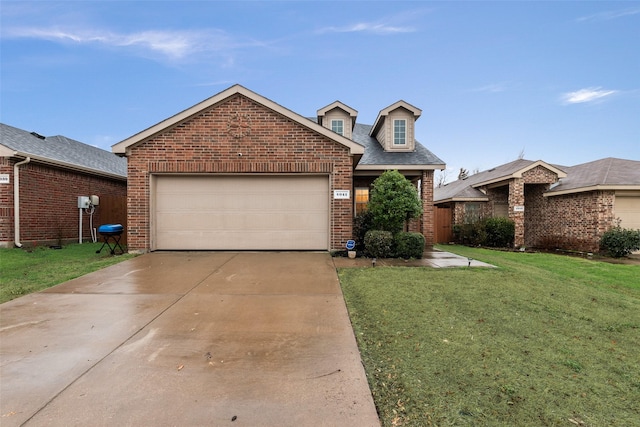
[13, 157, 31, 248]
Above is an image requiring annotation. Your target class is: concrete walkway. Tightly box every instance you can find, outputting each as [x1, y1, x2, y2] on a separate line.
[333, 248, 495, 268]
[0, 252, 380, 427]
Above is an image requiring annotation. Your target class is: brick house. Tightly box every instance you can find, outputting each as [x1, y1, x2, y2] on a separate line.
[434, 157, 640, 252]
[112, 84, 445, 252]
[0, 123, 127, 248]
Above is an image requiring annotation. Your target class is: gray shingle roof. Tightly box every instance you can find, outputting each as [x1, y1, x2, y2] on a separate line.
[435, 159, 537, 202]
[435, 157, 640, 202]
[1, 123, 127, 178]
[546, 157, 640, 194]
[352, 123, 445, 167]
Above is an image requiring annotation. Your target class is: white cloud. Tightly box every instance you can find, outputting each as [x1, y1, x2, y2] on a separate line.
[472, 83, 509, 93]
[317, 19, 415, 35]
[3, 26, 264, 61]
[577, 7, 640, 22]
[560, 87, 618, 105]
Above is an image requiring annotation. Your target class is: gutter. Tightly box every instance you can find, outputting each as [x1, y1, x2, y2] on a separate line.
[9, 150, 126, 181]
[13, 157, 31, 248]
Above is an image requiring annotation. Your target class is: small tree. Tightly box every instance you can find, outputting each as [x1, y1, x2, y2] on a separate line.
[368, 170, 422, 234]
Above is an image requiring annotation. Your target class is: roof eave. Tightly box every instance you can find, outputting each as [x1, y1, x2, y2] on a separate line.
[8, 151, 126, 181]
[356, 163, 446, 171]
[544, 184, 640, 197]
[434, 196, 490, 204]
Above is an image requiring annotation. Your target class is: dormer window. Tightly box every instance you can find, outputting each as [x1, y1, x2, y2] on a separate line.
[317, 101, 358, 139]
[370, 101, 421, 152]
[331, 119, 344, 136]
[393, 119, 406, 145]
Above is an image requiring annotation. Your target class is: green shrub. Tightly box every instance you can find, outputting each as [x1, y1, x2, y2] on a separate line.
[353, 210, 374, 252]
[453, 217, 515, 248]
[452, 222, 485, 246]
[600, 226, 640, 258]
[364, 230, 394, 258]
[394, 232, 425, 259]
[483, 217, 515, 247]
[368, 170, 422, 233]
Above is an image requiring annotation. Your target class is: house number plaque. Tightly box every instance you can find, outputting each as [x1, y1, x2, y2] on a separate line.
[333, 190, 350, 199]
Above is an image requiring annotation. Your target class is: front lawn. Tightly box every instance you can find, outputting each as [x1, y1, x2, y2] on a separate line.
[0, 243, 137, 304]
[339, 246, 640, 426]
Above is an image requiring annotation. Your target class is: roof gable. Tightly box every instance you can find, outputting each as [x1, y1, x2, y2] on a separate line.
[435, 159, 565, 202]
[370, 100, 422, 137]
[317, 101, 358, 121]
[1, 123, 127, 179]
[112, 84, 364, 156]
[472, 160, 566, 188]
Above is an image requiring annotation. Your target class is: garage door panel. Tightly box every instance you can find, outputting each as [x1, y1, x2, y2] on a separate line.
[154, 175, 329, 250]
[616, 196, 640, 230]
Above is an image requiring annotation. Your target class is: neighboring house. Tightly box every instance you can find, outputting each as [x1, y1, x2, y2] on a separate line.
[434, 157, 640, 252]
[112, 84, 445, 252]
[0, 123, 127, 248]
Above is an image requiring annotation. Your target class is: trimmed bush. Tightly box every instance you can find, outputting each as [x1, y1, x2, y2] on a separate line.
[364, 230, 394, 258]
[395, 232, 425, 259]
[453, 217, 515, 248]
[483, 217, 515, 247]
[452, 222, 486, 246]
[600, 226, 640, 258]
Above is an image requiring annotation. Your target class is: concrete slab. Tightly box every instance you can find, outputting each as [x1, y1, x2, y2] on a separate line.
[0, 252, 379, 427]
[332, 249, 495, 268]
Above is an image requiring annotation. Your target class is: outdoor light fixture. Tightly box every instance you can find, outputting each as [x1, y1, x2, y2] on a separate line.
[468, 257, 473, 267]
[372, 258, 377, 267]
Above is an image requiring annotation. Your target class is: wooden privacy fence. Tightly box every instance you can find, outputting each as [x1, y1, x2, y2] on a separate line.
[434, 206, 453, 244]
[98, 195, 127, 244]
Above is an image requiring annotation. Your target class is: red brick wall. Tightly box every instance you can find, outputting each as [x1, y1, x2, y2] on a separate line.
[126, 93, 354, 252]
[421, 170, 435, 246]
[0, 158, 127, 247]
[522, 165, 559, 184]
[434, 166, 616, 252]
[530, 191, 615, 252]
[508, 178, 525, 247]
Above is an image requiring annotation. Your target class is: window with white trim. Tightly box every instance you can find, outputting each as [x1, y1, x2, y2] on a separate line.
[331, 119, 344, 136]
[393, 119, 406, 145]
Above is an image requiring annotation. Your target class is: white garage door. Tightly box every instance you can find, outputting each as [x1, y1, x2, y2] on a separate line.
[615, 195, 640, 230]
[153, 175, 329, 250]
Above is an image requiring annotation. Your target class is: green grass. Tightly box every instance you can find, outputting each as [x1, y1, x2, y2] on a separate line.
[0, 243, 137, 303]
[339, 246, 640, 426]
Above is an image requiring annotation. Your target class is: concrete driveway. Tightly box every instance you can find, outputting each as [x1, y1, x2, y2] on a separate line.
[0, 252, 380, 427]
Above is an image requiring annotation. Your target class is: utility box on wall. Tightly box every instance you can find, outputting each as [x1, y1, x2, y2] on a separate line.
[78, 196, 90, 209]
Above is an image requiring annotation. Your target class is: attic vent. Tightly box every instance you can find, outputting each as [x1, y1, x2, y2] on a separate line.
[30, 132, 46, 140]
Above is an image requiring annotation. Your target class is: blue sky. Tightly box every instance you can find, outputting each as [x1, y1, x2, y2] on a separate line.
[1, 1, 639, 182]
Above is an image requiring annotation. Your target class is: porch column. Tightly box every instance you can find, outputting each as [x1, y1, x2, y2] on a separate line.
[421, 170, 434, 246]
[509, 178, 525, 247]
